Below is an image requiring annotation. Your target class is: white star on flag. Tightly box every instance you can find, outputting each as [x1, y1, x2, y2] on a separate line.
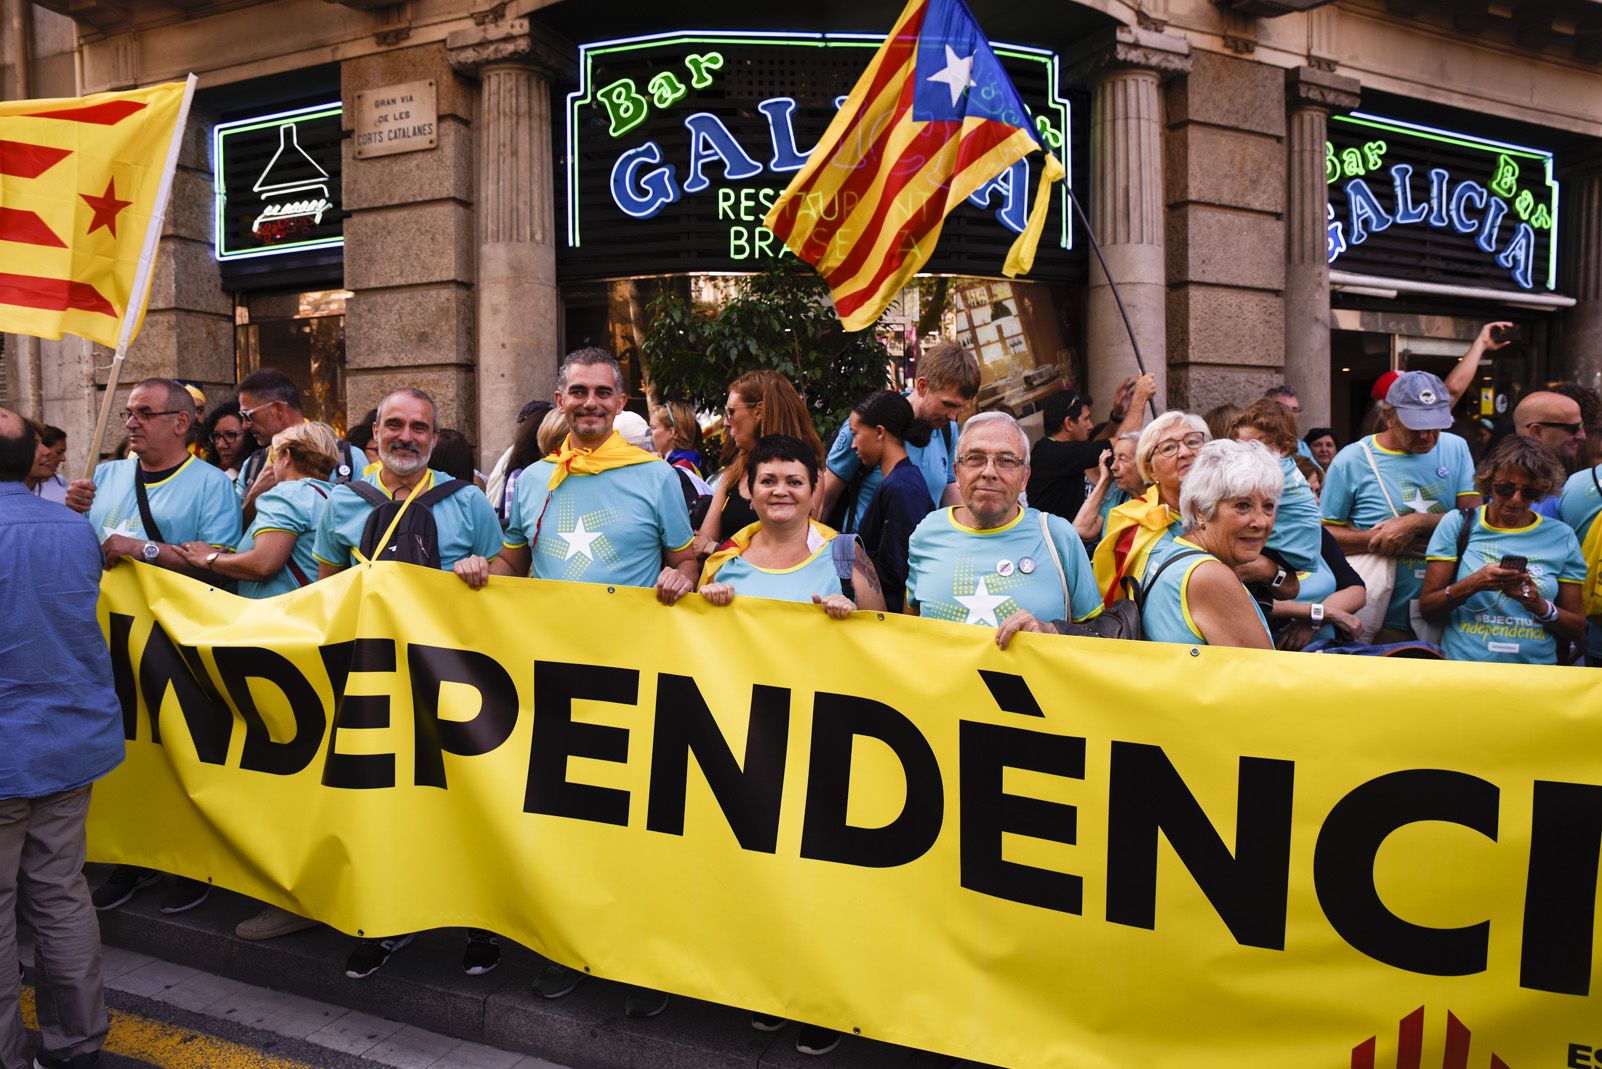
[955, 575, 1010, 627]
[927, 44, 977, 107]
[557, 516, 603, 561]
[1402, 490, 1437, 514]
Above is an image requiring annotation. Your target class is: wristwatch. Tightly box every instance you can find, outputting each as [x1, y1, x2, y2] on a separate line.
[1309, 603, 1325, 624]
[205, 550, 221, 570]
[1271, 567, 1288, 590]
[141, 541, 160, 562]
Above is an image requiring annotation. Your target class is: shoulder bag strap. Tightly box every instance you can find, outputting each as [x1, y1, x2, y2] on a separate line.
[1037, 511, 1069, 614]
[1360, 437, 1401, 520]
[1455, 504, 1474, 562]
[830, 533, 858, 601]
[1134, 549, 1206, 612]
[352, 478, 426, 565]
[132, 468, 168, 545]
[1591, 464, 1601, 498]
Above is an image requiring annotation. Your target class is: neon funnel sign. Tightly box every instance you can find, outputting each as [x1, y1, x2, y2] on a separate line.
[252, 124, 332, 233]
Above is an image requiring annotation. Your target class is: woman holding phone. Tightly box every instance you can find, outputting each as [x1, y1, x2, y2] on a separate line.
[1419, 436, 1585, 664]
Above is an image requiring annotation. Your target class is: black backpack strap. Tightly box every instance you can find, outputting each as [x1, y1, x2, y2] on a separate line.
[332, 441, 358, 483]
[1133, 549, 1206, 613]
[132, 468, 167, 544]
[830, 533, 858, 601]
[415, 478, 469, 508]
[347, 480, 388, 507]
[1455, 504, 1475, 562]
[1591, 464, 1601, 498]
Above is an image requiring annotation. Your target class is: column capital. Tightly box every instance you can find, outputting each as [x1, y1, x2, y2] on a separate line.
[1067, 25, 1192, 84]
[447, 17, 574, 81]
[1286, 66, 1360, 113]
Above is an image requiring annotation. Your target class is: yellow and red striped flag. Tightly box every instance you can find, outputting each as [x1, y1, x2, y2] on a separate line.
[763, 0, 1063, 332]
[0, 80, 191, 348]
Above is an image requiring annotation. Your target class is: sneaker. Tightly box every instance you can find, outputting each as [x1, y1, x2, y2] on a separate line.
[796, 1025, 841, 1056]
[529, 960, 581, 999]
[751, 1013, 787, 1032]
[344, 934, 415, 979]
[462, 930, 501, 976]
[623, 986, 669, 1019]
[158, 877, 211, 914]
[33, 1052, 99, 1068]
[234, 906, 319, 941]
[90, 866, 159, 911]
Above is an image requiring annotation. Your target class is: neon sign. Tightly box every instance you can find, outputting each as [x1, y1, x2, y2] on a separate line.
[1325, 112, 1558, 291]
[214, 102, 344, 262]
[561, 30, 1075, 281]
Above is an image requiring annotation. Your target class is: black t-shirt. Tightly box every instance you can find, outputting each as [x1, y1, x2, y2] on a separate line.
[1026, 436, 1109, 520]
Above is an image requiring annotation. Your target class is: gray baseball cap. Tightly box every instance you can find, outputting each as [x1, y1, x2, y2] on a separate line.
[1385, 371, 1453, 431]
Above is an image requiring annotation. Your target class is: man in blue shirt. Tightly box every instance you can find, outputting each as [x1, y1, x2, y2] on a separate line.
[0, 409, 122, 1069]
[815, 340, 980, 531]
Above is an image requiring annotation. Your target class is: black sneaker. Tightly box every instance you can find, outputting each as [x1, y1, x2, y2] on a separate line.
[530, 960, 581, 999]
[623, 986, 669, 1019]
[34, 1052, 99, 1068]
[90, 866, 159, 911]
[751, 1013, 787, 1032]
[344, 934, 415, 979]
[462, 930, 500, 976]
[796, 1025, 841, 1056]
[158, 877, 211, 914]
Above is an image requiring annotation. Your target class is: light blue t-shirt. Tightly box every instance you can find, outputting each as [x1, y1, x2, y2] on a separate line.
[1095, 487, 1134, 532]
[1267, 453, 1322, 574]
[906, 506, 1101, 627]
[237, 478, 332, 599]
[1141, 537, 1271, 646]
[826, 405, 954, 531]
[1294, 554, 1339, 643]
[1321, 433, 1477, 630]
[312, 468, 501, 570]
[1425, 507, 1585, 665]
[504, 460, 694, 588]
[712, 533, 845, 603]
[89, 455, 242, 549]
[1558, 465, 1602, 660]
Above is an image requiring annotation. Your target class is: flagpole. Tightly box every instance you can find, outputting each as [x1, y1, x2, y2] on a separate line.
[1062, 183, 1160, 423]
[81, 72, 198, 479]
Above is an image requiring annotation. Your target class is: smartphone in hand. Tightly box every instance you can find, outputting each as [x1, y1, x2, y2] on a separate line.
[1500, 554, 1528, 573]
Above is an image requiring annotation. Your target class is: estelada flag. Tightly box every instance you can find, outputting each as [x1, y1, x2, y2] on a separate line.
[763, 0, 1064, 332]
[0, 81, 190, 348]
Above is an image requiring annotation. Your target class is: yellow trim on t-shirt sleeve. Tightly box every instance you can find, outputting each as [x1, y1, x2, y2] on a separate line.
[503, 537, 529, 550]
[1321, 518, 1349, 526]
[667, 534, 696, 553]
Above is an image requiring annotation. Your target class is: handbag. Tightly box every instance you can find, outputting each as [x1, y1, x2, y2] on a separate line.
[1345, 437, 1399, 643]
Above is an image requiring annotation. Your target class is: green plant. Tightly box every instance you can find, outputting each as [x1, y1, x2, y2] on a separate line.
[641, 261, 893, 446]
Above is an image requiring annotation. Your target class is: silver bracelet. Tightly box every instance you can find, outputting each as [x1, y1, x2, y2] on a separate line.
[1536, 599, 1560, 624]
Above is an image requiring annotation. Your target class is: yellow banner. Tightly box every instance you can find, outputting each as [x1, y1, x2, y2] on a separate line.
[92, 562, 1601, 1069]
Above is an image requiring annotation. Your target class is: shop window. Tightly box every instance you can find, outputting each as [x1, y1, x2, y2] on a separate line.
[235, 289, 350, 433]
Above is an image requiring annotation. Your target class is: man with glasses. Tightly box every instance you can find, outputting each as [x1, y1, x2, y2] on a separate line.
[1513, 391, 1586, 519]
[906, 411, 1101, 642]
[62, 378, 241, 917]
[1027, 374, 1154, 524]
[235, 368, 359, 525]
[1322, 371, 1480, 642]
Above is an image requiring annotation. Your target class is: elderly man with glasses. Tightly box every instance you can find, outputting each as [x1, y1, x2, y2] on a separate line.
[906, 411, 1102, 646]
[62, 377, 241, 918]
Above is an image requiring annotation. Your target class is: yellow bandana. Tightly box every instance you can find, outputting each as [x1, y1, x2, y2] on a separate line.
[1091, 484, 1181, 606]
[545, 430, 659, 491]
[700, 519, 837, 587]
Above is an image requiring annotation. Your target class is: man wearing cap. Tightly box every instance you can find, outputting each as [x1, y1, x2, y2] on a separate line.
[1323, 370, 1481, 642]
[1367, 320, 1516, 414]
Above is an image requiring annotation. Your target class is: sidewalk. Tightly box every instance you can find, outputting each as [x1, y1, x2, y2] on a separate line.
[91, 870, 983, 1069]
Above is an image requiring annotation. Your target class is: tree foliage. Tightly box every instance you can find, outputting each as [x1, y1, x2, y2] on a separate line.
[640, 261, 892, 443]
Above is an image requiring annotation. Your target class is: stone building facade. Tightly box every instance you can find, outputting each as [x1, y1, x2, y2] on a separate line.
[2, 0, 1599, 471]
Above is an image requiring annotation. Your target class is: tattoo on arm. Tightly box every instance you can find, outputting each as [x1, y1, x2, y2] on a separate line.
[852, 540, 883, 594]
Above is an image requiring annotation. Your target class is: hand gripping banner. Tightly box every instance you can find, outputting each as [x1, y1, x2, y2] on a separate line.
[92, 562, 1601, 1068]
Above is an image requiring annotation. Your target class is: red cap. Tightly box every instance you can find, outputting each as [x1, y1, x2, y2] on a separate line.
[1371, 369, 1400, 402]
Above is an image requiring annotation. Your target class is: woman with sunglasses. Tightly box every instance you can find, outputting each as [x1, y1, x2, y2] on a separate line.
[1420, 436, 1585, 664]
[697, 370, 824, 550]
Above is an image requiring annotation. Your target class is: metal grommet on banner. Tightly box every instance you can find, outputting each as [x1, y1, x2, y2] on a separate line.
[607, 586, 616, 594]
[1189, 648, 1200, 657]
[877, 613, 885, 620]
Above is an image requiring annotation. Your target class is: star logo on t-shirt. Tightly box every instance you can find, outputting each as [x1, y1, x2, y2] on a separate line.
[1402, 489, 1437, 513]
[557, 516, 603, 561]
[102, 516, 141, 540]
[954, 575, 1010, 627]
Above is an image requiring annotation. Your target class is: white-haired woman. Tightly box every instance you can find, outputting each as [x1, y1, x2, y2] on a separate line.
[907, 411, 1102, 647]
[1140, 438, 1283, 648]
[1091, 410, 1209, 602]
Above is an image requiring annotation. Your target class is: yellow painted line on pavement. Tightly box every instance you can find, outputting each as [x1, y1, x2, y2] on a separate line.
[22, 985, 320, 1069]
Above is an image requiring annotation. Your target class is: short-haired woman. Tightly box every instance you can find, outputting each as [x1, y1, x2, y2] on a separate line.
[1230, 398, 1320, 601]
[1140, 439, 1283, 648]
[1420, 436, 1585, 664]
[1091, 411, 1208, 602]
[1304, 427, 1337, 469]
[849, 391, 934, 612]
[178, 421, 339, 597]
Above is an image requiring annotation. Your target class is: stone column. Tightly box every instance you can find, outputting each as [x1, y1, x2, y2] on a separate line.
[449, 19, 572, 468]
[1071, 27, 1191, 411]
[1558, 152, 1602, 392]
[1284, 67, 1360, 428]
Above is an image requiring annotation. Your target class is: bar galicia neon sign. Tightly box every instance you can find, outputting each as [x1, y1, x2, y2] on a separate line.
[566, 30, 1072, 260]
[214, 102, 344, 262]
[1324, 112, 1558, 291]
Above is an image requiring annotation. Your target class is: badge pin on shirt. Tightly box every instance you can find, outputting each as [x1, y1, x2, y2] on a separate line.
[1018, 557, 1036, 574]
[996, 559, 1015, 577]
[1437, 466, 1450, 478]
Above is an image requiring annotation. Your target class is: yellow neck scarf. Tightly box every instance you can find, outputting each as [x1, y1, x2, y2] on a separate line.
[700, 519, 837, 587]
[1091, 485, 1181, 606]
[545, 431, 658, 491]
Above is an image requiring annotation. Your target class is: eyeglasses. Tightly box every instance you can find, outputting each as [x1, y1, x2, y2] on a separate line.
[1527, 420, 1583, 435]
[213, 430, 244, 443]
[956, 452, 1026, 473]
[1491, 481, 1545, 501]
[238, 400, 278, 425]
[724, 403, 754, 422]
[122, 408, 182, 423]
[1154, 433, 1207, 459]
